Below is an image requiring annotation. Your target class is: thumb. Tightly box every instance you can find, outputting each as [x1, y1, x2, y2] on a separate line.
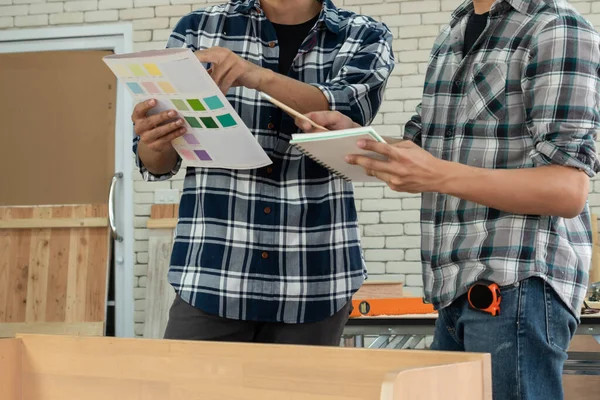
[294, 118, 315, 133]
[304, 111, 359, 131]
[195, 48, 216, 64]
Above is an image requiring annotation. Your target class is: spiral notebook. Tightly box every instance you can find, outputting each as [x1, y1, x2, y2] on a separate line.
[290, 127, 390, 182]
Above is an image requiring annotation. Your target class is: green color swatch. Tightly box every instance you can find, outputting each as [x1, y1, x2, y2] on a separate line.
[216, 114, 237, 128]
[185, 117, 203, 129]
[200, 117, 218, 129]
[171, 99, 189, 111]
[187, 99, 206, 111]
[203, 95, 224, 110]
[128, 64, 146, 77]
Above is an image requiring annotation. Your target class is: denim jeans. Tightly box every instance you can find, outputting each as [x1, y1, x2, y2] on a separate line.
[430, 277, 577, 400]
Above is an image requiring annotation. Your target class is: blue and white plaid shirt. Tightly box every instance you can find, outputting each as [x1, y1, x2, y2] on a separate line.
[133, 0, 394, 323]
[405, 0, 600, 317]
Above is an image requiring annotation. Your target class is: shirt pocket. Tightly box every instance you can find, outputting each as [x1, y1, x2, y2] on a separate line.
[465, 62, 507, 121]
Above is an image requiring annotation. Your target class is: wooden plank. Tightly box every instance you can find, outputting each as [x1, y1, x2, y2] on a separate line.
[151, 204, 176, 219]
[144, 229, 176, 339]
[0, 338, 21, 400]
[45, 206, 72, 322]
[0, 322, 103, 338]
[18, 334, 490, 400]
[66, 205, 90, 323]
[0, 205, 109, 328]
[85, 204, 109, 322]
[5, 207, 33, 322]
[147, 218, 178, 229]
[0, 217, 108, 229]
[26, 206, 52, 322]
[382, 361, 491, 400]
[0, 208, 11, 321]
[23, 374, 170, 400]
[145, 205, 178, 337]
[353, 282, 404, 300]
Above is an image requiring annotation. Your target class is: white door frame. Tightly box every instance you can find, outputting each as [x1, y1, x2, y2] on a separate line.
[0, 24, 135, 337]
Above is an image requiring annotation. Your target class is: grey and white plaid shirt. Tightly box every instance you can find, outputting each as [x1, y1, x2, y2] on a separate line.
[405, 0, 600, 316]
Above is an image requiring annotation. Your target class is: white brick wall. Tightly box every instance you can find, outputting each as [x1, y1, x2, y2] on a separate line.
[2, 0, 599, 336]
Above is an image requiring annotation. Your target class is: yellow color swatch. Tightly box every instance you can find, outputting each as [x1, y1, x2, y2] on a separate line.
[128, 64, 146, 77]
[113, 64, 131, 78]
[172, 136, 186, 146]
[144, 63, 162, 77]
[158, 82, 177, 93]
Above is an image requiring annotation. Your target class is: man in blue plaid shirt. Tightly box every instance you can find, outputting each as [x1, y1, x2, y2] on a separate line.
[131, 0, 394, 345]
[300, 0, 600, 398]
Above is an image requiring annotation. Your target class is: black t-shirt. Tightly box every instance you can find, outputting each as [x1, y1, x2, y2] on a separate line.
[272, 14, 320, 74]
[463, 12, 489, 54]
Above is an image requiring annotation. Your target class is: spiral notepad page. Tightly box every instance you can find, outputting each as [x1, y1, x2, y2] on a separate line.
[103, 48, 272, 169]
[290, 127, 388, 182]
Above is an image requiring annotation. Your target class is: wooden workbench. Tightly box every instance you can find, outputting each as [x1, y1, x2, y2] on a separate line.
[1, 334, 491, 400]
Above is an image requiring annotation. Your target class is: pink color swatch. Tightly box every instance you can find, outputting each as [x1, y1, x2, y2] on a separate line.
[141, 82, 161, 94]
[179, 149, 196, 161]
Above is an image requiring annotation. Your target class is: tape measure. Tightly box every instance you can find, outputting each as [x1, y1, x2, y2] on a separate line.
[467, 282, 501, 316]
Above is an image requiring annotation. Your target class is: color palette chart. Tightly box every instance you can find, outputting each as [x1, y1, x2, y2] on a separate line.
[103, 48, 272, 169]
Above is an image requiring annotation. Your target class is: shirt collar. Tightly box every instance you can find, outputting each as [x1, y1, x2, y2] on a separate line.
[450, 0, 542, 23]
[235, 0, 340, 34]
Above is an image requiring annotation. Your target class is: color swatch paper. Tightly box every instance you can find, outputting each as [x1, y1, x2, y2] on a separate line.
[204, 95, 224, 110]
[126, 82, 145, 94]
[187, 99, 206, 111]
[171, 99, 189, 111]
[103, 48, 271, 169]
[185, 116, 202, 129]
[217, 114, 237, 128]
[128, 64, 146, 77]
[158, 81, 177, 94]
[144, 63, 162, 77]
[200, 117, 218, 129]
[142, 82, 161, 94]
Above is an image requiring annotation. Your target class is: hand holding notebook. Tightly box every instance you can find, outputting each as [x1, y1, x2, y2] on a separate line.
[290, 127, 391, 182]
[262, 91, 403, 182]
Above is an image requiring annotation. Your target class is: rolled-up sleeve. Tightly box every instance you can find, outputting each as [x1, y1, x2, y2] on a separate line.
[133, 135, 182, 182]
[132, 19, 190, 182]
[404, 103, 423, 147]
[311, 19, 394, 126]
[523, 15, 600, 177]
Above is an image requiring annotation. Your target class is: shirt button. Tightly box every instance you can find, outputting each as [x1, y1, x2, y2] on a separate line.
[264, 206, 271, 215]
[454, 81, 462, 88]
[269, 41, 276, 48]
[445, 129, 454, 138]
[267, 167, 273, 174]
[262, 251, 269, 259]
[267, 122, 275, 130]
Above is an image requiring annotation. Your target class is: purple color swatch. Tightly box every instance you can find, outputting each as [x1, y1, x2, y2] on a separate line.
[183, 134, 200, 145]
[194, 150, 212, 161]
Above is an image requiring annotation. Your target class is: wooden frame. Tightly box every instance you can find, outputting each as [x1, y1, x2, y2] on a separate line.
[0, 218, 108, 229]
[0, 205, 111, 338]
[2, 334, 492, 400]
[0, 24, 136, 338]
[0, 322, 103, 338]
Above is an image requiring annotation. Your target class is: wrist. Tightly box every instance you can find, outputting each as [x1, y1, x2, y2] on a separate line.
[432, 159, 462, 194]
[255, 67, 275, 92]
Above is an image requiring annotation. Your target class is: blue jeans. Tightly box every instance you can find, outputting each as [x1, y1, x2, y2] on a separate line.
[430, 277, 577, 400]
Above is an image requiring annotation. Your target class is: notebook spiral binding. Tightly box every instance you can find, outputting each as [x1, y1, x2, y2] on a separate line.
[292, 143, 352, 182]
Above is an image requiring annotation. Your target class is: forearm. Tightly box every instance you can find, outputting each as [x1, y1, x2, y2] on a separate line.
[257, 69, 329, 114]
[437, 162, 589, 218]
[137, 142, 179, 176]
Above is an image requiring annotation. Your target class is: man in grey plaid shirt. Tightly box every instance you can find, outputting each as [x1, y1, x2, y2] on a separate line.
[300, 0, 600, 398]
